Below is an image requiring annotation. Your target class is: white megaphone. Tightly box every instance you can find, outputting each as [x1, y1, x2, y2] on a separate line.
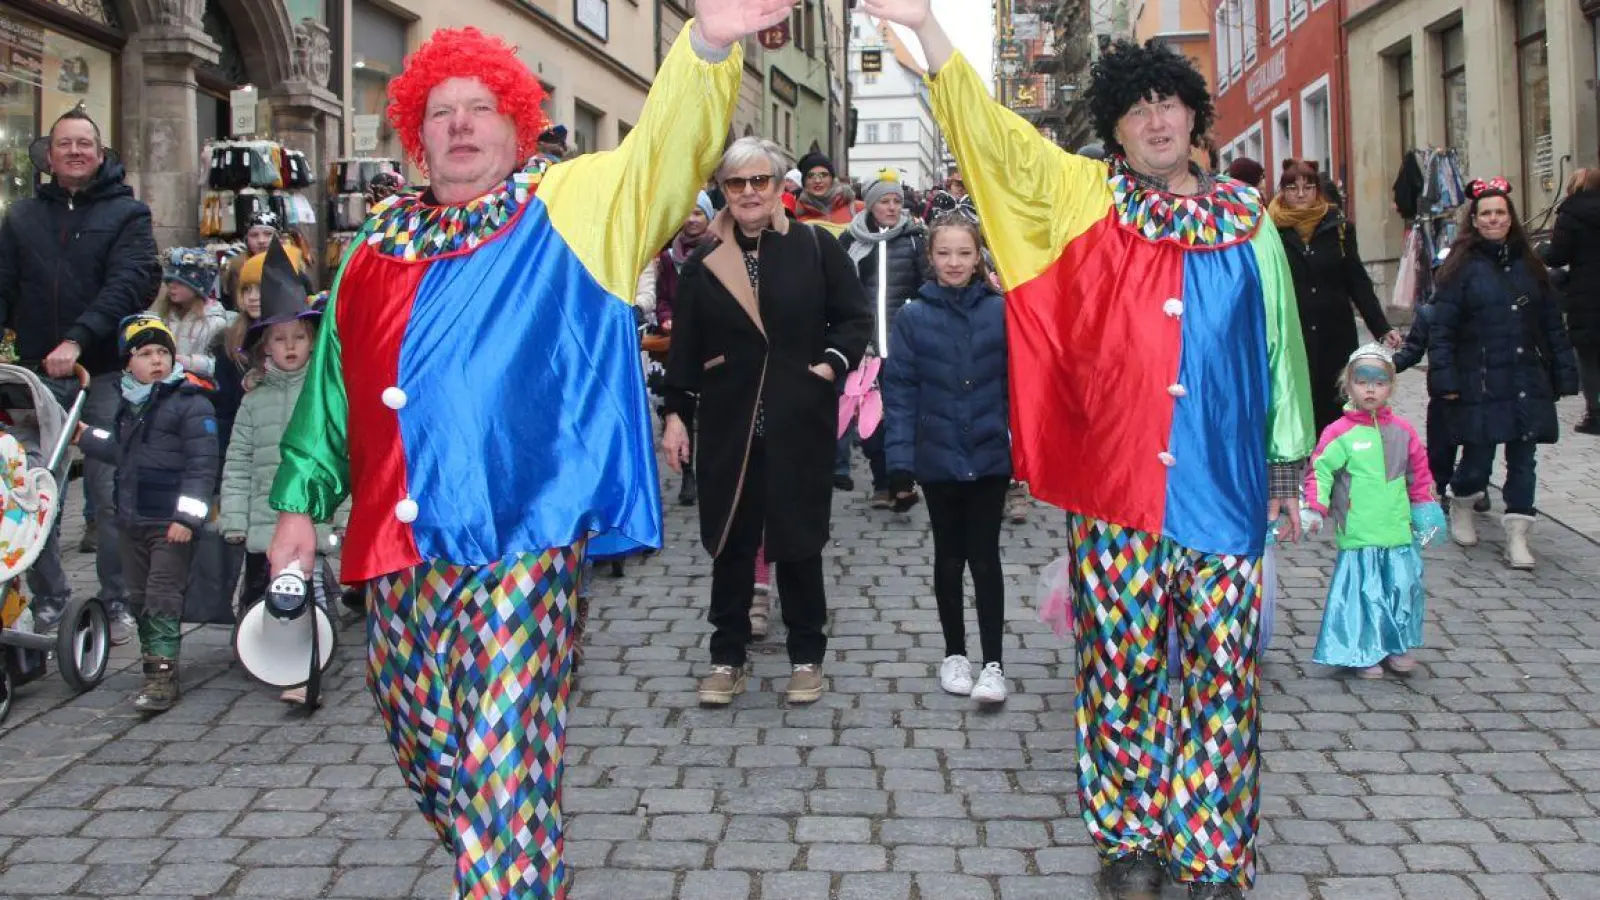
[232, 561, 338, 696]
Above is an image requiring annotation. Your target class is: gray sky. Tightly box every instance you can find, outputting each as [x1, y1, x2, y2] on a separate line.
[889, 0, 995, 89]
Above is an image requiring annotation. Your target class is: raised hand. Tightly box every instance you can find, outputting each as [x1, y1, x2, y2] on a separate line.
[694, 0, 796, 49]
[860, 0, 932, 28]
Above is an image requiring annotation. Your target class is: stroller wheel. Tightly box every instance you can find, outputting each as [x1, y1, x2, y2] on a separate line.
[0, 666, 12, 726]
[55, 596, 110, 693]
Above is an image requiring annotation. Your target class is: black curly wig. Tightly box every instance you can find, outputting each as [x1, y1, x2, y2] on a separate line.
[1086, 39, 1215, 157]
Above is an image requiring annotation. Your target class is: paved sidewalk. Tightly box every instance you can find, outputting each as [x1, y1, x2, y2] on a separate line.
[1, 420, 1598, 898]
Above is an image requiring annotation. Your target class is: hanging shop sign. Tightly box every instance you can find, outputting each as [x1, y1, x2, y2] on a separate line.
[770, 66, 798, 107]
[861, 49, 882, 73]
[757, 20, 790, 51]
[230, 86, 259, 137]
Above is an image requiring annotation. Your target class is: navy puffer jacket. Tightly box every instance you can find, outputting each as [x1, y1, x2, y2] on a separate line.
[883, 279, 1011, 483]
[1430, 241, 1580, 445]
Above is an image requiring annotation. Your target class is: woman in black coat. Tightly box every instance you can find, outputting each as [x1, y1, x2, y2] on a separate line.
[837, 175, 933, 505]
[1542, 168, 1600, 434]
[1267, 159, 1398, 434]
[662, 138, 872, 708]
[1431, 178, 1580, 569]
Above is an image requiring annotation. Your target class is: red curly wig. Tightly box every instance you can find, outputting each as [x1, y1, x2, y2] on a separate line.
[386, 27, 550, 168]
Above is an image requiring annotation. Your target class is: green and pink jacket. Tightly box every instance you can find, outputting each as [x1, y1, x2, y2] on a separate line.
[1303, 406, 1435, 550]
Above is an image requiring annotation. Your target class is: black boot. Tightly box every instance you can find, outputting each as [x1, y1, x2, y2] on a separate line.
[1474, 493, 1492, 513]
[1577, 416, 1600, 436]
[1187, 883, 1244, 900]
[679, 469, 698, 506]
[1095, 850, 1165, 900]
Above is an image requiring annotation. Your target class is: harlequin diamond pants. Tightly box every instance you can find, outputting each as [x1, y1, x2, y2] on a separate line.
[1066, 514, 1261, 887]
[366, 547, 583, 900]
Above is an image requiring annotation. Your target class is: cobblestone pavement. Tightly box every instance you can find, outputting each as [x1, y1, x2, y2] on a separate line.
[2, 377, 1598, 899]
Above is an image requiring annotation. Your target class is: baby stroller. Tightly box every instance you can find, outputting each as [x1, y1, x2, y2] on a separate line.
[0, 364, 108, 726]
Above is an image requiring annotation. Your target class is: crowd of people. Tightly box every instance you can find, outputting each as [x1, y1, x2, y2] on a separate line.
[0, 0, 1596, 895]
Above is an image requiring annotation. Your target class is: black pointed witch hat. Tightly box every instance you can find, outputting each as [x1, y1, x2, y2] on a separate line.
[245, 239, 321, 347]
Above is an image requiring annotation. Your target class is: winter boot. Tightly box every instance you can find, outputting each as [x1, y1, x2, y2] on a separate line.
[749, 591, 770, 641]
[133, 657, 180, 713]
[1576, 415, 1600, 436]
[1450, 493, 1481, 546]
[77, 517, 96, 554]
[679, 469, 698, 506]
[1502, 514, 1536, 570]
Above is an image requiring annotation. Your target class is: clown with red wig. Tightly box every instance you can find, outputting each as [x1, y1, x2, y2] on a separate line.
[264, 3, 789, 897]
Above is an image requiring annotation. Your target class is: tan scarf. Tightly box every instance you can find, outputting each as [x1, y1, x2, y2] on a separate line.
[1268, 196, 1330, 245]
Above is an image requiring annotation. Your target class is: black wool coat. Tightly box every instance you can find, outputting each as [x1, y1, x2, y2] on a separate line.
[1543, 191, 1600, 352]
[664, 209, 872, 561]
[1279, 209, 1394, 434]
[1430, 242, 1580, 445]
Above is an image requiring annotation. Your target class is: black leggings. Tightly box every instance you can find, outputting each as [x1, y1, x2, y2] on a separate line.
[923, 476, 1009, 666]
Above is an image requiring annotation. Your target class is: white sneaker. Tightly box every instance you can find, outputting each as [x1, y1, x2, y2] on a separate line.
[971, 662, 1009, 703]
[939, 655, 974, 695]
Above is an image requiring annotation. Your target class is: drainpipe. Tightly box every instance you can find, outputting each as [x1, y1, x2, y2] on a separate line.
[1335, 0, 1354, 218]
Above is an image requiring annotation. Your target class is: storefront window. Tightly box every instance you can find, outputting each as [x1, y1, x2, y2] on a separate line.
[0, 11, 116, 216]
[1440, 24, 1468, 173]
[351, 0, 407, 160]
[1515, 0, 1551, 196]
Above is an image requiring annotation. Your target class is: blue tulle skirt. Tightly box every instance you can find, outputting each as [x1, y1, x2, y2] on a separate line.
[1313, 545, 1426, 669]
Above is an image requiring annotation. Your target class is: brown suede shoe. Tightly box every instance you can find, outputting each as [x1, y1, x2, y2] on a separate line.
[784, 664, 825, 704]
[698, 664, 747, 706]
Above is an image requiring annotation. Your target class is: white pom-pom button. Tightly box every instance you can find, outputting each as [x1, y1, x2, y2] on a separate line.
[1157, 452, 1176, 467]
[1163, 298, 1184, 318]
[1167, 383, 1188, 397]
[382, 386, 408, 410]
[394, 498, 419, 523]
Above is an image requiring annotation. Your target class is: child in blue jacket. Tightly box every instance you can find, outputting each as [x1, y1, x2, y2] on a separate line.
[883, 215, 1012, 703]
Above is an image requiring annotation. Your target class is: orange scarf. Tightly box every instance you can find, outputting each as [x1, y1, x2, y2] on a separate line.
[1267, 196, 1330, 245]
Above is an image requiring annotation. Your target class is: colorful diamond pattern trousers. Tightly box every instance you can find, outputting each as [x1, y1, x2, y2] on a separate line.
[366, 547, 583, 900]
[1066, 514, 1261, 887]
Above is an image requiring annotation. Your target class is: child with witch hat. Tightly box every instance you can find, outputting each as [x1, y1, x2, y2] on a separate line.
[75, 315, 220, 712]
[220, 241, 345, 702]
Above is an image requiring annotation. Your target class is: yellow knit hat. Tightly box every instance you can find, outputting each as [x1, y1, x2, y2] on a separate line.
[238, 243, 303, 289]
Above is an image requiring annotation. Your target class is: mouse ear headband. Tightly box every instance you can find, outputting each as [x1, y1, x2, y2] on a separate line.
[1467, 176, 1511, 200]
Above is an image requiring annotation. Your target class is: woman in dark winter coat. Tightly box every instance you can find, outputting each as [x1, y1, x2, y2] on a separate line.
[1268, 159, 1398, 434]
[883, 215, 1012, 705]
[837, 172, 932, 506]
[1542, 168, 1600, 434]
[662, 137, 872, 708]
[1432, 177, 1580, 570]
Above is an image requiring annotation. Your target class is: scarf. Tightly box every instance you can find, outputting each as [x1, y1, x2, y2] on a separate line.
[121, 364, 188, 405]
[1268, 196, 1331, 245]
[669, 228, 713, 267]
[846, 211, 915, 265]
[796, 183, 851, 218]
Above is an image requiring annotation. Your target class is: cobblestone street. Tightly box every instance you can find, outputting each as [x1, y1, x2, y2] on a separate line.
[1, 374, 1598, 899]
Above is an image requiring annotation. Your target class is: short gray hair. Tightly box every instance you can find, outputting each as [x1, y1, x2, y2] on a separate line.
[716, 137, 791, 183]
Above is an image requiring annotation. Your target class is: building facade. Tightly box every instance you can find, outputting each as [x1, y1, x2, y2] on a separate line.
[998, 0, 1096, 151]
[1210, 0, 1345, 191]
[846, 13, 939, 189]
[1344, 0, 1598, 277]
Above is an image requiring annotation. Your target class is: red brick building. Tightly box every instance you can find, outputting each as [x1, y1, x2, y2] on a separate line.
[1210, 0, 1347, 200]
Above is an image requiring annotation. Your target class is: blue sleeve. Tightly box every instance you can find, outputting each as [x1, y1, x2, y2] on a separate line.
[1428, 277, 1463, 395]
[882, 305, 919, 476]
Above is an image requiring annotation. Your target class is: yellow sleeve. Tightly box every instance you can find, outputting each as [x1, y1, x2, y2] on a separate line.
[928, 52, 1111, 287]
[537, 23, 743, 302]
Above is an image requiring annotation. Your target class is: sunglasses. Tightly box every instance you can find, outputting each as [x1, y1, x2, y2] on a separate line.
[723, 174, 775, 193]
[805, 170, 832, 180]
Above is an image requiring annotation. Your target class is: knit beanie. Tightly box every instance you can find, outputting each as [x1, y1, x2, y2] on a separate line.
[1226, 157, 1265, 188]
[118, 314, 177, 361]
[784, 169, 803, 189]
[238, 243, 304, 290]
[797, 151, 835, 179]
[862, 170, 905, 209]
[695, 190, 715, 221]
[163, 247, 217, 296]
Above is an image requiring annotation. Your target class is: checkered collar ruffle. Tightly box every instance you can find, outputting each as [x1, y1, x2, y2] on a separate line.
[361, 162, 547, 263]
[1109, 158, 1262, 249]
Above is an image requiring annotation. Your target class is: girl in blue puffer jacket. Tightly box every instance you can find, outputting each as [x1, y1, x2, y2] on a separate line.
[883, 215, 1012, 704]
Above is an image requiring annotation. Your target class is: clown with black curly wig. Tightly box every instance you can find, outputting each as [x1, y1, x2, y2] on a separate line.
[264, 2, 792, 897]
[864, 1, 1316, 898]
